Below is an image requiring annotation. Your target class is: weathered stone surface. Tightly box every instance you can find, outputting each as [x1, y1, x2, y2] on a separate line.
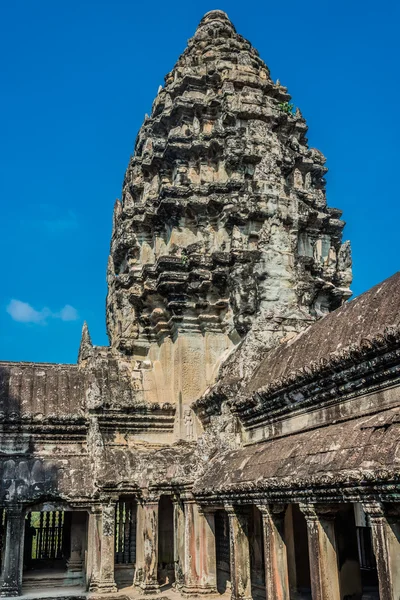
[245, 270, 400, 395]
[1, 9, 400, 600]
[194, 406, 400, 500]
[106, 8, 352, 411]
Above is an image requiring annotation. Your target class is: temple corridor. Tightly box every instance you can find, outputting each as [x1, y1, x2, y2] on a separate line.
[0, 498, 398, 599]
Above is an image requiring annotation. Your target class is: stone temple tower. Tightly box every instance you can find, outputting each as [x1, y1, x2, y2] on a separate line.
[4, 13, 400, 600]
[105, 10, 352, 419]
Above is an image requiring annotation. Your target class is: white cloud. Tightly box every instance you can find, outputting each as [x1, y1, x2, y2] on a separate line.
[6, 299, 78, 325]
[6, 300, 48, 324]
[58, 304, 78, 321]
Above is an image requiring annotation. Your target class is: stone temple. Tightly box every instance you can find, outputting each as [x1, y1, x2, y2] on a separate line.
[1, 9, 399, 600]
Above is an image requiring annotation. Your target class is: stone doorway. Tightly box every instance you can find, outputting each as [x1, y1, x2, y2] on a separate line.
[158, 495, 175, 587]
[248, 506, 265, 600]
[352, 504, 379, 599]
[215, 509, 230, 594]
[23, 509, 87, 593]
[286, 504, 311, 600]
[114, 497, 137, 589]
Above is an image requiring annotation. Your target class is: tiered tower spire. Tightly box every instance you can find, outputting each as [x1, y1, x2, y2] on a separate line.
[106, 10, 352, 404]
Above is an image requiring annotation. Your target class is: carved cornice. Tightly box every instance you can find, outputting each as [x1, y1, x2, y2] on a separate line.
[233, 324, 400, 428]
[95, 405, 175, 433]
[361, 500, 385, 521]
[256, 503, 287, 516]
[194, 470, 400, 505]
[192, 383, 231, 424]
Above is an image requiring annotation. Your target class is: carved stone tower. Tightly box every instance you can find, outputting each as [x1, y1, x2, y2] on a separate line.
[106, 10, 352, 417]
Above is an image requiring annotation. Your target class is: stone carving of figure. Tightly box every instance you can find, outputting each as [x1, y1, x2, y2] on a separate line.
[184, 408, 194, 441]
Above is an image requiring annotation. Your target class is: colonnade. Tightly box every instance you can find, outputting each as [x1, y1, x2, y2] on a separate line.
[83, 498, 400, 600]
[1, 499, 399, 599]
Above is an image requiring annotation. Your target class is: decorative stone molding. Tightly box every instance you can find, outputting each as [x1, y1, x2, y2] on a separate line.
[225, 503, 252, 600]
[233, 325, 400, 429]
[256, 503, 290, 600]
[362, 501, 400, 600]
[299, 503, 341, 600]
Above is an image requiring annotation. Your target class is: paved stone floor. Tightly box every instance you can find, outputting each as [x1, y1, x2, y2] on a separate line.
[1, 583, 231, 600]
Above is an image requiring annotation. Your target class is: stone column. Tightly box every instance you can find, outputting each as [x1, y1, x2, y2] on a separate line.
[134, 498, 160, 594]
[225, 504, 252, 600]
[299, 504, 340, 600]
[66, 511, 86, 584]
[88, 504, 117, 593]
[0, 505, 25, 597]
[257, 504, 290, 600]
[363, 501, 400, 600]
[173, 497, 185, 588]
[182, 497, 217, 595]
[200, 509, 218, 594]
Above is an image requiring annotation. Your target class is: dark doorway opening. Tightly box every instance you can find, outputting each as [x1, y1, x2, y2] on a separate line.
[114, 498, 137, 589]
[249, 505, 265, 600]
[286, 504, 311, 600]
[158, 495, 175, 587]
[215, 509, 230, 594]
[24, 511, 69, 571]
[23, 510, 87, 592]
[353, 504, 379, 599]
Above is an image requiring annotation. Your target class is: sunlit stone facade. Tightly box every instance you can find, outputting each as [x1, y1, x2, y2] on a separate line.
[1, 10, 399, 600]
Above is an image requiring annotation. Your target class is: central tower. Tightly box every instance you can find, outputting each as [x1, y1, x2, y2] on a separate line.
[106, 10, 352, 413]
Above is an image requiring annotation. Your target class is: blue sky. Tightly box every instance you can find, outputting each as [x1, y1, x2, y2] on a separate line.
[1, 0, 399, 364]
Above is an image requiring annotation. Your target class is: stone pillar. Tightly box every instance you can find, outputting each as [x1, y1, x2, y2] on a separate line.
[173, 497, 185, 588]
[284, 504, 298, 594]
[66, 511, 86, 584]
[363, 501, 400, 600]
[257, 504, 290, 600]
[225, 504, 252, 600]
[0, 505, 25, 597]
[200, 509, 218, 594]
[182, 498, 217, 595]
[134, 498, 160, 594]
[299, 504, 340, 600]
[88, 504, 117, 593]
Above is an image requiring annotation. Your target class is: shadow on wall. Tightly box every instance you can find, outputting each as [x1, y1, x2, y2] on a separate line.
[0, 365, 59, 505]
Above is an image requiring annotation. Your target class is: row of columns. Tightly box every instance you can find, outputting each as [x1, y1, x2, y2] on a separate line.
[132, 495, 218, 595]
[1, 499, 399, 599]
[86, 497, 399, 600]
[223, 502, 400, 600]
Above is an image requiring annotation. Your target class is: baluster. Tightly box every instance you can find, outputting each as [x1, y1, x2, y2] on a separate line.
[50, 512, 56, 559]
[57, 511, 63, 558]
[38, 512, 44, 559]
[52, 512, 58, 559]
[130, 503, 136, 564]
[44, 512, 50, 559]
[48, 512, 52, 559]
[124, 502, 131, 564]
[54, 512, 59, 559]
[118, 501, 124, 563]
[114, 502, 119, 562]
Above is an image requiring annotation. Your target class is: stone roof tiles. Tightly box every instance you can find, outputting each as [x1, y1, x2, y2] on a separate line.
[0, 362, 85, 419]
[194, 406, 400, 496]
[246, 271, 400, 395]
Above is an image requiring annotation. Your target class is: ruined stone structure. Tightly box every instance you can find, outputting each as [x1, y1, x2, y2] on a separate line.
[1, 10, 399, 600]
